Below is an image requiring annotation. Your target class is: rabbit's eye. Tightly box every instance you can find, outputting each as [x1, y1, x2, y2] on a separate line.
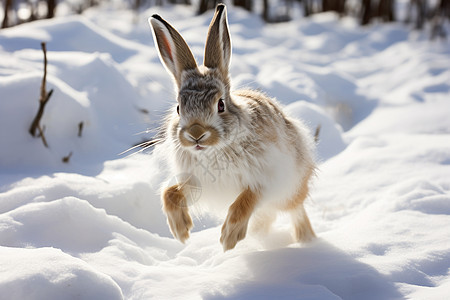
[177, 105, 180, 115]
[218, 99, 225, 113]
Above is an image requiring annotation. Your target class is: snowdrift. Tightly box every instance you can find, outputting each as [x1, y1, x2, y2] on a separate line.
[1, 4, 449, 300]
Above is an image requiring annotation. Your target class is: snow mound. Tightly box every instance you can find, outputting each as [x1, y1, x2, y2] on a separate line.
[285, 101, 346, 161]
[0, 15, 141, 62]
[0, 246, 123, 300]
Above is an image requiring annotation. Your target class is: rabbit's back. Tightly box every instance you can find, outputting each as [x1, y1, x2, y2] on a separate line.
[233, 90, 316, 205]
[234, 89, 315, 167]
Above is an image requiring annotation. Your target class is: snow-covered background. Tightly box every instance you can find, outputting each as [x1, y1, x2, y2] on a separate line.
[1, 2, 450, 299]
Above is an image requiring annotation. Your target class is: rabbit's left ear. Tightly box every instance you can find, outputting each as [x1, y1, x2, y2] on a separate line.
[204, 4, 231, 80]
[150, 15, 198, 89]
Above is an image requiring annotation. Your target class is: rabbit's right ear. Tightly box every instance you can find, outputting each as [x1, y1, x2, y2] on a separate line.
[204, 4, 231, 80]
[150, 15, 198, 88]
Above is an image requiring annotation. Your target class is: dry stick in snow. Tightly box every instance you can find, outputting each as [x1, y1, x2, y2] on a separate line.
[314, 124, 321, 144]
[29, 42, 53, 148]
[78, 122, 84, 137]
[62, 152, 73, 163]
[37, 125, 49, 148]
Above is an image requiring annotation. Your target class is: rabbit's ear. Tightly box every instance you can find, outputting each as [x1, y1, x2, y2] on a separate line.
[150, 15, 198, 88]
[204, 4, 231, 79]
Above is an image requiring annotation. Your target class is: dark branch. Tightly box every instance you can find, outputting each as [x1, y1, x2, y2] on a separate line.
[29, 42, 52, 148]
[62, 152, 73, 163]
[314, 124, 321, 144]
[78, 122, 84, 137]
[37, 125, 49, 148]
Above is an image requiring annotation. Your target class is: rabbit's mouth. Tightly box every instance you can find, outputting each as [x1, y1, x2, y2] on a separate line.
[195, 145, 206, 151]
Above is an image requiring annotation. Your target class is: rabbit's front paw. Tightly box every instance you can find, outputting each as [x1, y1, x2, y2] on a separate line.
[167, 207, 193, 243]
[220, 188, 258, 251]
[163, 184, 193, 243]
[220, 214, 249, 251]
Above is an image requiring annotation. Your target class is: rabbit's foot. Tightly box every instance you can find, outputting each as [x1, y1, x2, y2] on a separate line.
[291, 205, 316, 243]
[220, 215, 249, 251]
[167, 207, 193, 243]
[220, 188, 258, 251]
[162, 184, 193, 243]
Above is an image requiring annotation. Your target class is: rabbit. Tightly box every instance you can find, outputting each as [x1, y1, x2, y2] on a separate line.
[149, 4, 316, 251]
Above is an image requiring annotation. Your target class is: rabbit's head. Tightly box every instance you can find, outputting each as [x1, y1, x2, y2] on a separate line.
[150, 5, 241, 153]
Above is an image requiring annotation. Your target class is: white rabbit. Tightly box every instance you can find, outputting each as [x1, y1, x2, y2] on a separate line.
[149, 4, 316, 251]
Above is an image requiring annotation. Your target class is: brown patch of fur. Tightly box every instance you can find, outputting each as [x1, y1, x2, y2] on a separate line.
[233, 90, 281, 144]
[178, 122, 220, 147]
[162, 184, 186, 211]
[186, 124, 205, 140]
[221, 188, 259, 251]
[233, 89, 266, 102]
[281, 168, 316, 242]
[292, 205, 316, 242]
[228, 188, 258, 222]
[162, 184, 193, 243]
[234, 89, 313, 167]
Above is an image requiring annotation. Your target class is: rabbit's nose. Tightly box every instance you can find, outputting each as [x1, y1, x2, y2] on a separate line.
[186, 124, 208, 142]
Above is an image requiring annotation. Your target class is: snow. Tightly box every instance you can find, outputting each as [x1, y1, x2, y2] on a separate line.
[1, 3, 450, 299]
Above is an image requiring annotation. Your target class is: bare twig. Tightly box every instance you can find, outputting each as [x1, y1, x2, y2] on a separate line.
[78, 122, 84, 137]
[314, 124, 321, 144]
[29, 42, 53, 148]
[62, 152, 73, 163]
[37, 125, 49, 148]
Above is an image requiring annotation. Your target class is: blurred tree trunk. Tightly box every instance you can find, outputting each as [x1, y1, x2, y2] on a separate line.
[262, 0, 269, 22]
[376, 0, 395, 22]
[134, 0, 143, 19]
[361, 0, 395, 25]
[234, 0, 252, 11]
[285, 0, 294, 19]
[46, 0, 56, 19]
[361, 0, 372, 25]
[406, 0, 426, 29]
[168, 0, 191, 3]
[2, 0, 12, 28]
[439, 0, 450, 20]
[27, 0, 38, 21]
[302, 0, 314, 17]
[431, 0, 450, 39]
[198, 0, 219, 14]
[263, 0, 293, 23]
[322, 0, 346, 14]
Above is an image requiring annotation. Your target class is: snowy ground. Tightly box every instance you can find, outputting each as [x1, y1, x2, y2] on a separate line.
[1, 3, 450, 299]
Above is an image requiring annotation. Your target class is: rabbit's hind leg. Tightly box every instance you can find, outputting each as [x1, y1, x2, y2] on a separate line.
[289, 204, 315, 242]
[284, 175, 316, 243]
[249, 208, 276, 236]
